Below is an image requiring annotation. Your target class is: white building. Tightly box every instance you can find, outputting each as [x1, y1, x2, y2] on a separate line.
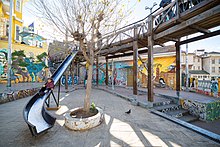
[202, 52, 220, 80]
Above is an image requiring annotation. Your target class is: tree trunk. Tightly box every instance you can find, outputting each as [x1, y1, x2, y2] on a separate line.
[84, 63, 93, 112]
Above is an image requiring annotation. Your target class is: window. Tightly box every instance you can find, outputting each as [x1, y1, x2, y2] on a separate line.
[198, 66, 200, 70]
[193, 66, 195, 70]
[212, 59, 215, 64]
[219, 67, 220, 73]
[212, 67, 215, 73]
[193, 57, 195, 62]
[198, 58, 200, 62]
[16, 0, 21, 12]
[219, 59, 220, 64]
[203, 76, 207, 78]
[15, 25, 20, 41]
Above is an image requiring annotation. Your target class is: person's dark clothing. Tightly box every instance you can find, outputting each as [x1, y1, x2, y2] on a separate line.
[45, 81, 55, 89]
[40, 80, 54, 95]
[159, 0, 171, 8]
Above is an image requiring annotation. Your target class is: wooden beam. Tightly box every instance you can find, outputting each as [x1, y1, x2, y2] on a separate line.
[106, 45, 175, 59]
[133, 28, 138, 95]
[148, 15, 154, 102]
[176, 42, 181, 92]
[100, 42, 133, 55]
[105, 57, 108, 85]
[190, 25, 210, 34]
[154, 5, 220, 40]
[163, 36, 179, 42]
[179, 29, 220, 45]
[106, 49, 147, 59]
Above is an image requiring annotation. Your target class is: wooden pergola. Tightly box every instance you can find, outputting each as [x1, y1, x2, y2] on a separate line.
[94, 0, 220, 102]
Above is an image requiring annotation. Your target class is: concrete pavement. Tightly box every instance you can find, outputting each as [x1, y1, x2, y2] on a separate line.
[0, 88, 219, 146]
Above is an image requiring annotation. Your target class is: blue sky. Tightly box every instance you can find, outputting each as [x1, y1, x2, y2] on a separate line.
[23, 0, 220, 53]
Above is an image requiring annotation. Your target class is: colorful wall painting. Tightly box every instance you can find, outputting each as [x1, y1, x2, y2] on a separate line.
[91, 56, 176, 88]
[0, 48, 48, 83]
[181, 99, 220, 121]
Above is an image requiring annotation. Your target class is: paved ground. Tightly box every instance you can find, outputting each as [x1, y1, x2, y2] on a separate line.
[0, 83, 43, 93]
[98, 85, 220, 135]
[0, 88, 219, 146]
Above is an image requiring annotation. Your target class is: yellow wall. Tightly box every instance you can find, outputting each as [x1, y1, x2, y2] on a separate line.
[0, 40, 47, 57]
[137, 56, 176, 76]
[0, 3, 3, 16]
[1, 0, 23, 43]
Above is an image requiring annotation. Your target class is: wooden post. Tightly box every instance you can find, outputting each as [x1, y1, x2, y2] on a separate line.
[133, 27, 138, 95]
[71, 61, 75, 85]
[105, 57, 108, 86]
[57, 78, 61, 107]
[175, 0, 180, 19]
[77, 62, 79, 83]
[147, 14, 154, 102]
[112, 59, 114, 90]
[65, 70, 68, 90]
[176, 42, 181, 96]
[96, 57, 99, 86]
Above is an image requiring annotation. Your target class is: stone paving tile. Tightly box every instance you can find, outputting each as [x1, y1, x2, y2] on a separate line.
[0, 88, 219, 147]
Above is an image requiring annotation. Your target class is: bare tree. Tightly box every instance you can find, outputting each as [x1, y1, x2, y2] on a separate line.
[32, 0, 133, 113]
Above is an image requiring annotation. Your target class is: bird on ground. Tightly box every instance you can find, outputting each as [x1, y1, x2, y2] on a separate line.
[125, 109, 131, 114]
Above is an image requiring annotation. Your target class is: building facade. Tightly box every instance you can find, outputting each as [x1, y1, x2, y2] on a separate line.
[0, 0, 49, 83]
[202, 52, 220, 80]
[0, 0, 23, 43]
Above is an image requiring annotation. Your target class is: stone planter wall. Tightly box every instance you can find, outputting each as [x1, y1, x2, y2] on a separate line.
[0, 88, 39, 104]
[64, 107, 104, 131]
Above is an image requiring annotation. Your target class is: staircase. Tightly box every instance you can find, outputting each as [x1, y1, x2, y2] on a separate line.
[153, 102, 199, 123]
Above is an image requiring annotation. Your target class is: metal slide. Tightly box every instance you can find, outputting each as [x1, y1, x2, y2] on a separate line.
[23, 50, 78, 136]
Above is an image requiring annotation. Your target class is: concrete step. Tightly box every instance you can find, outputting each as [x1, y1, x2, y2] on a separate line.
[154, 104, 181, 112]
[165, 109, 189, 118]
[179, 114, 199, 122]
[153, 100, 174, 107]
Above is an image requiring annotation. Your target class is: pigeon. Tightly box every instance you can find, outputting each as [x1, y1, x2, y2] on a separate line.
[125, 109, 131, 114]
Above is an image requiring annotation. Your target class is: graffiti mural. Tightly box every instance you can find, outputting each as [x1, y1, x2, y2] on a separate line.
[0, 49, 8, 81]
[25, 58, 45, 82]
[61, 75, 79, 85]
[12, 50, 30, 82]
[182, 99, 206, 120]
[206, 101, 220, 121]
[92, 61, 131, 85]
[181, 99, 220, 121]
[0, 48, 47, 83]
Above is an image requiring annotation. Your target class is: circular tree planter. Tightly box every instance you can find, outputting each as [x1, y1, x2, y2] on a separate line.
[64, 107, 104, 131]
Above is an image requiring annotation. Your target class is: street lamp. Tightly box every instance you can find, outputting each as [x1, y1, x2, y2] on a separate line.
[145, 2, 157, 14]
